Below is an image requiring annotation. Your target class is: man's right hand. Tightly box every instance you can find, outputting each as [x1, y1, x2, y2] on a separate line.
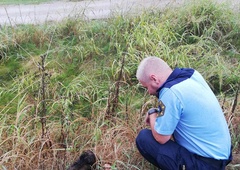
[145, 112, 150, 126]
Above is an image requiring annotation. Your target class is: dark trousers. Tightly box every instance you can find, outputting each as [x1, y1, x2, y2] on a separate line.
[136, 129, 231, 170]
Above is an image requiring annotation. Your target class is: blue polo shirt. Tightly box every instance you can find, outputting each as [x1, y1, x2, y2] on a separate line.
[155, 68, 231, 159]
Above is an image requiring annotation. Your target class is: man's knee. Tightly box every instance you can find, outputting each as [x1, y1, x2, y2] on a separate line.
[136, 129, 152, 145]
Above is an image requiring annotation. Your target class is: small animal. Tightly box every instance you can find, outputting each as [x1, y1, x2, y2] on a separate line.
[67, 150, 97, 170]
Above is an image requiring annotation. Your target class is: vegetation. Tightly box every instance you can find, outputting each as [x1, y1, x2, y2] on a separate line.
[0, 0, 239, 169]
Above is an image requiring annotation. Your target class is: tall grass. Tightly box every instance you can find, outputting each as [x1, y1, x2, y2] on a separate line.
[0, 0, 239, 169]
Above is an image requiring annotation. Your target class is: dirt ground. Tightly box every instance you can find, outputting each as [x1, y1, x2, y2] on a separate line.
[0, 0, 239, 26]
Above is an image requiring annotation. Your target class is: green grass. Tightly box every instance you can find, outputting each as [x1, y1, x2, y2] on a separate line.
[0, 0, 239, 169]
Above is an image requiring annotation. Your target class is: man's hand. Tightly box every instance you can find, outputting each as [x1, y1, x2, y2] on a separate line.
[145, 108, 159, 126]
[145, 112, 150, 126]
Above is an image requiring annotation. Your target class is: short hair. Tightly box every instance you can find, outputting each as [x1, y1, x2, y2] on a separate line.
[136, 56, 170, 83]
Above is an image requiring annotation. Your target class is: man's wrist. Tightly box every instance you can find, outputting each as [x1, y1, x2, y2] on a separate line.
[147, 108, 160, 115]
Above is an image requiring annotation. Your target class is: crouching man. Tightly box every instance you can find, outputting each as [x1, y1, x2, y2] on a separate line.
[135, 56, 232, 170]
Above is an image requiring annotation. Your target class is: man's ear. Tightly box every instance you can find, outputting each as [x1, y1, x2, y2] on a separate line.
[150, 74, 161, 85]
[150, 74, 157, 81]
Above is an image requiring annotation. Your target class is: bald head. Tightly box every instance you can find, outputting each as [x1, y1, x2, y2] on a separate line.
[136, 56, 172, 83]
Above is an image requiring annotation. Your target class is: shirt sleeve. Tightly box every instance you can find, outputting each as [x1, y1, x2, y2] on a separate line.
[154, 88, 182, 135]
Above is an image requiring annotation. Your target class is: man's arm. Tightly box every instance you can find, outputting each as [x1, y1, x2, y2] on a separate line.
[148, 113, 171, 144]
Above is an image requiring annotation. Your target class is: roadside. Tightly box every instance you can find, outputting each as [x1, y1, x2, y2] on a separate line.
[0, 0, 180, 26]
[0, 0, 239, 26]
[0, 0, 51, 5]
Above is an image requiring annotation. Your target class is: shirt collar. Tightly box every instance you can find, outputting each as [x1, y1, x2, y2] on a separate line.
[155, 68, 194, 97]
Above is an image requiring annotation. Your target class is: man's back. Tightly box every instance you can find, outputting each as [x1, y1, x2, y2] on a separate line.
[156, 69, 231, 159]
